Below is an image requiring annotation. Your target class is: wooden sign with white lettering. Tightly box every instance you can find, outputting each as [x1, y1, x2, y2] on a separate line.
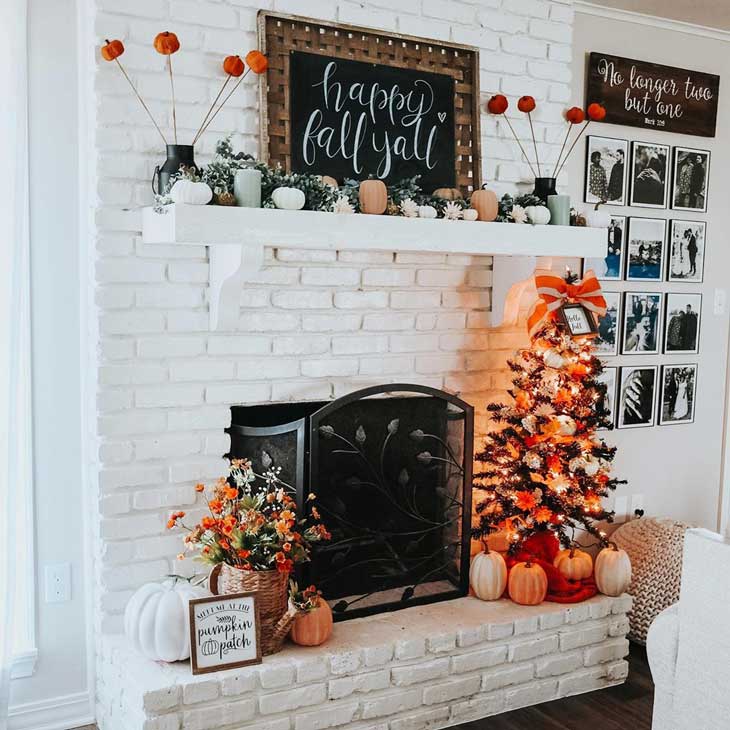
[585, 52, 719, 137]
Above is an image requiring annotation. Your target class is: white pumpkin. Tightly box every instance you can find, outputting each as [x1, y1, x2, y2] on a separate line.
[272, 186, 306, 210]
[124, 578, 209, 662]
[594, 544, 632, 596]
[418, 205, 438, 219]
[543, 348, 566, 369]
[469, 547, 507, 601]
[584, 205, 611, 228]
[462, 208, 479, 222]
[169, 179, 213, 205]
[525, 205, 551, 225]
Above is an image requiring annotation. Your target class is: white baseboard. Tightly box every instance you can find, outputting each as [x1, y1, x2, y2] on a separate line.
[8, 690, 94, 730]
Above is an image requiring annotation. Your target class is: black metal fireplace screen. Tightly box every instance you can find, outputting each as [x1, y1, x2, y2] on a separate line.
[227, 384, 473, 621]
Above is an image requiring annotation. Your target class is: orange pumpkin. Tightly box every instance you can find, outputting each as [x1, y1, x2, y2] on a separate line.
[223, 55, 245, 77]
[245, 50, 268, 74]
[553, 547, 593, 581]
[321, 175, 339, 189]
[101, 38, 125, 62]
[508, 560, 547, 605]
[432, 187, 462, 200]
[359, 180, 388, 214]
[290, 599, 333, 646]
[470, 185, 498, 222]
[154, 31, 180, 55]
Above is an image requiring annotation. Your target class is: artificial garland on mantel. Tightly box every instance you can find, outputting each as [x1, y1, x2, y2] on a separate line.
[156, 136, 546, 223]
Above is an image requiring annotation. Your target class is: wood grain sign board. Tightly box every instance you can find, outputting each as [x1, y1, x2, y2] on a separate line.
[586, 52, 720, 137]
[257, 11, 481, 194]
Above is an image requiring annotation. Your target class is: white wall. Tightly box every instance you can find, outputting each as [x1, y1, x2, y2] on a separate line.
[568, 6, 730, 530]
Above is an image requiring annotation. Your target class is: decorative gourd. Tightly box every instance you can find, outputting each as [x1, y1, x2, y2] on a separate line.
[245, 49, 268, 75]
[432, 187, 462, 200]
[359, 180, 388, 214]
[124, 578, 208, 662]
[222, 55, 245, 77]
[525, 205, 551, 225]
[290, 598, 333, 646]
[553, 547, 593, 581]
[508, 560, 547, 605]
[418, 205, 438, 219]
[470, 185, 498, 222]
[584, 202, 611, 228]
[470, 545, 507, 601]
[462, 208, 479, 222]
[153, 31, 180, 55]
[101, 39, 125, 61]
[169, 179, 213, 205]
[272, 186, 306, 210]
[594, 543, 632, 596]
[320, 175, 339, 189]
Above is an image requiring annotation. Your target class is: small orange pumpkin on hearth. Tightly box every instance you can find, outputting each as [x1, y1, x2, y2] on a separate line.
[553, 547, 593, 581]
[469, 184, 498, 222]
[508, 560, 548, 605]
[153, 31, 180, 55]
[359, 179, 388, 214]
[290, 597, 333, 647]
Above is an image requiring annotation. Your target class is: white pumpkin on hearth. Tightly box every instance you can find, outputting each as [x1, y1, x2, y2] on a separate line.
[272, 186, 306, 210]
[124, 578, 209, 662]
[169, 179, 213, 205]
[469, 546, 508, 601]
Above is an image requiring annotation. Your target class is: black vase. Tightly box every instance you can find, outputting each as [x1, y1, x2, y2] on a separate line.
[152, 144, 197, 196]
[532, 176, 558, 203]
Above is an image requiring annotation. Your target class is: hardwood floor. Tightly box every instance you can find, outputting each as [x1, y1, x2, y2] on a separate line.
[73, 644, 653, 730]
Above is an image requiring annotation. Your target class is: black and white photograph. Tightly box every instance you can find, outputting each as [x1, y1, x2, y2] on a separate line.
[659, 364, 697, 426]
[626, 217, 666, 282]
[672, 147, 710, 213]
[622, 292, 662, 355]
[668, 220, 706, 283]
[618, 366, 658, 429]
[664, 293, 701, 355]
[594, 292, 620, 356]
[596, 366, 618, 428]
[584, 215, 625, 280]
[584, 136, 628, 205]
[629, 141, 669, 208]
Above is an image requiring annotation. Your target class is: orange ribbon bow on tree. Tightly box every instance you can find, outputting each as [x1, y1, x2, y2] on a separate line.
[527, 269, 607, 337]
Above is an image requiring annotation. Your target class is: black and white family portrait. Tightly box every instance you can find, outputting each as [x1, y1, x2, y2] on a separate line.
[630, 141, 669, 208]
[668, 220, 705, 283]
[622, 292, 662, 355]
[585, 216, 625, 280]
[672, 147, 710, 213]
[660, 365, 697, 426]
[664, 293, 701, 355]
[585, 136, 628, 205]
[626, 217, 666, 282]
[594, 292, 620, 356]
[618, 366, 658, 429]
[596, 367, 618, 428]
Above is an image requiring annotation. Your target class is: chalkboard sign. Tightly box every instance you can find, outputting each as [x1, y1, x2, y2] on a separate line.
[289, 51, 456, 189]
[586, 52, 720, 137]
[189, 592, 261, 675]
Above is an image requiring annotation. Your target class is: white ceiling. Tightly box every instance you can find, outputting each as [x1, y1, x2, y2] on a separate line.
[588, 0, 730, 31]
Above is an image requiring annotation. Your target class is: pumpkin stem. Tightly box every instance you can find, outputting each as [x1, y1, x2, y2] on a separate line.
[608, 541, 619, 551]
[569, 547, 576, 558]
[165, 573, 193, 584]
[480, 537, 490, 554]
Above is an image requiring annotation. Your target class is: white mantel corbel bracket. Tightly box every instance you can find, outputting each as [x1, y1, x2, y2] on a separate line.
[142, 205, 604, 331]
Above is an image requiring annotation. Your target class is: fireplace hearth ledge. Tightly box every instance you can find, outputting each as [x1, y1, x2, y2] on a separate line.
[97, 594, 631, 730]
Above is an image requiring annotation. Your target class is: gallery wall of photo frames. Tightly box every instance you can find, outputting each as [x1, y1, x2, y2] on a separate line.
[582, 135, 708, 430]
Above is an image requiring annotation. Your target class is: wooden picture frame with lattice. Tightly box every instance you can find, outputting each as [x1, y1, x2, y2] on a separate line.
[256, 11, 482, 195]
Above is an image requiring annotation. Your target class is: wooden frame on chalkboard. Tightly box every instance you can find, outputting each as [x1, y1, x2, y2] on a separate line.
[256, 11, 481, 195]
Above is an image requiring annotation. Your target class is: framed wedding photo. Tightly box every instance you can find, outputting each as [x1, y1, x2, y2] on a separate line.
[622, 292, 662, 355]
[671, 147, 710, 213]
[668, 220, 706, 283]
[629, 141, 669, 208]
[664, 292, 701, 355]
[626, 217, 666, 282]
[659, 364, 697, 426]
[617, 365, 658, 429]
[584, 136, 628, 206]
[584, 215, 626, 281]
[596, 366, 618, 429]
[594, 291, 620, 357]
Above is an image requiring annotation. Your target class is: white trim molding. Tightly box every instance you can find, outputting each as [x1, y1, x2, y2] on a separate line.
[8, 690, 94, 730]
[575, 1, 730, 42]
[10, 648, 38, 680]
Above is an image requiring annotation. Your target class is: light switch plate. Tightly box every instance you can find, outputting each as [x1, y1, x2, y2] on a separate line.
[45, 563, 71, 603]
[714, 288, 726, 316]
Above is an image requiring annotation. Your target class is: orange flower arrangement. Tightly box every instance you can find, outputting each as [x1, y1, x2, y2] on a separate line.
[168, 459, 330, 574]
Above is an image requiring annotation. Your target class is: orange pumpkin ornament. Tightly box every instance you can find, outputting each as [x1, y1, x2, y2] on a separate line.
[290, 599, 333, 646]
[101, 39, 125, 61]
[223, 55, 245, 77]
[432, 187, 462, 200]
[470, 184, 498, 222]
[245, 50, 268, 74]
[154, 31, 180, 55]
[508, 560, 547, 605]
[359, 180, 388, 214]
[553, 547, 593, 581]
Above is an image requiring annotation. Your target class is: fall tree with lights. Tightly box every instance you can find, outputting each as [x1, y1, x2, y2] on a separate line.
[473, 273, 624, 554]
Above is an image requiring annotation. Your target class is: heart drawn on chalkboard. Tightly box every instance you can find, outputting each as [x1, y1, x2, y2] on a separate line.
[437, 112, 446, 123]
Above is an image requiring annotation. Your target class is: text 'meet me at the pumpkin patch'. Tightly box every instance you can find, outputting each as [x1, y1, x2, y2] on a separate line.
[290, 51, 456, 188]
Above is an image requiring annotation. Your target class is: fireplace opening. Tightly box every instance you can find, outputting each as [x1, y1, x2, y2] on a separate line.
[227, 384, 473, 621]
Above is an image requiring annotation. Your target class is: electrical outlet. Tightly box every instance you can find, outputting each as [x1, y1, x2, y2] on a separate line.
[613, 496, 628, 523]
[630, 494, 644, 519]
[45, 563, 71, 603]
[714, 288, 726, 316]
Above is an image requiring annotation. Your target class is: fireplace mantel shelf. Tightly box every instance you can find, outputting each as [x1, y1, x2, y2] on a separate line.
[142, 204, 605, 330]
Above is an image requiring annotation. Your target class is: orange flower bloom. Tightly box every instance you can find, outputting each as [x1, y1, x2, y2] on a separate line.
[166, 519, 175, 529]
[201, 516, 216, 530]
[224, 486, 238, 500]
[209, 499, 223, 514]
[237, 549, 250, 559]
[534, 506, 553, 523]
[202, 546, 211, 554]
[219, 539, 230, 550]
[514, 491, 537, 511]
[275, 551, 286, 563]
[282, 542, 291, 552]
[195, 483, 205, 492]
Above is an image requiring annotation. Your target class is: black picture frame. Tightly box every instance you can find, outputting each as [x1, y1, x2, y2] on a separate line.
[671, 146, 710, 213]
[667, 219, 706, 283]
[663, 292, 702, 355]
[629, 141, 670, 209]
[584, 135, 628, 206]
[556, 303, 598, 337]
[622, 292, 663, 355]
[659, 364, 697, 426]
[617, 365, 658, 429]
[584, 215, 626, 281]
[597, 366, 618, 430]
[594, 291, 620, 357]
[625, 217, 666, 282]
